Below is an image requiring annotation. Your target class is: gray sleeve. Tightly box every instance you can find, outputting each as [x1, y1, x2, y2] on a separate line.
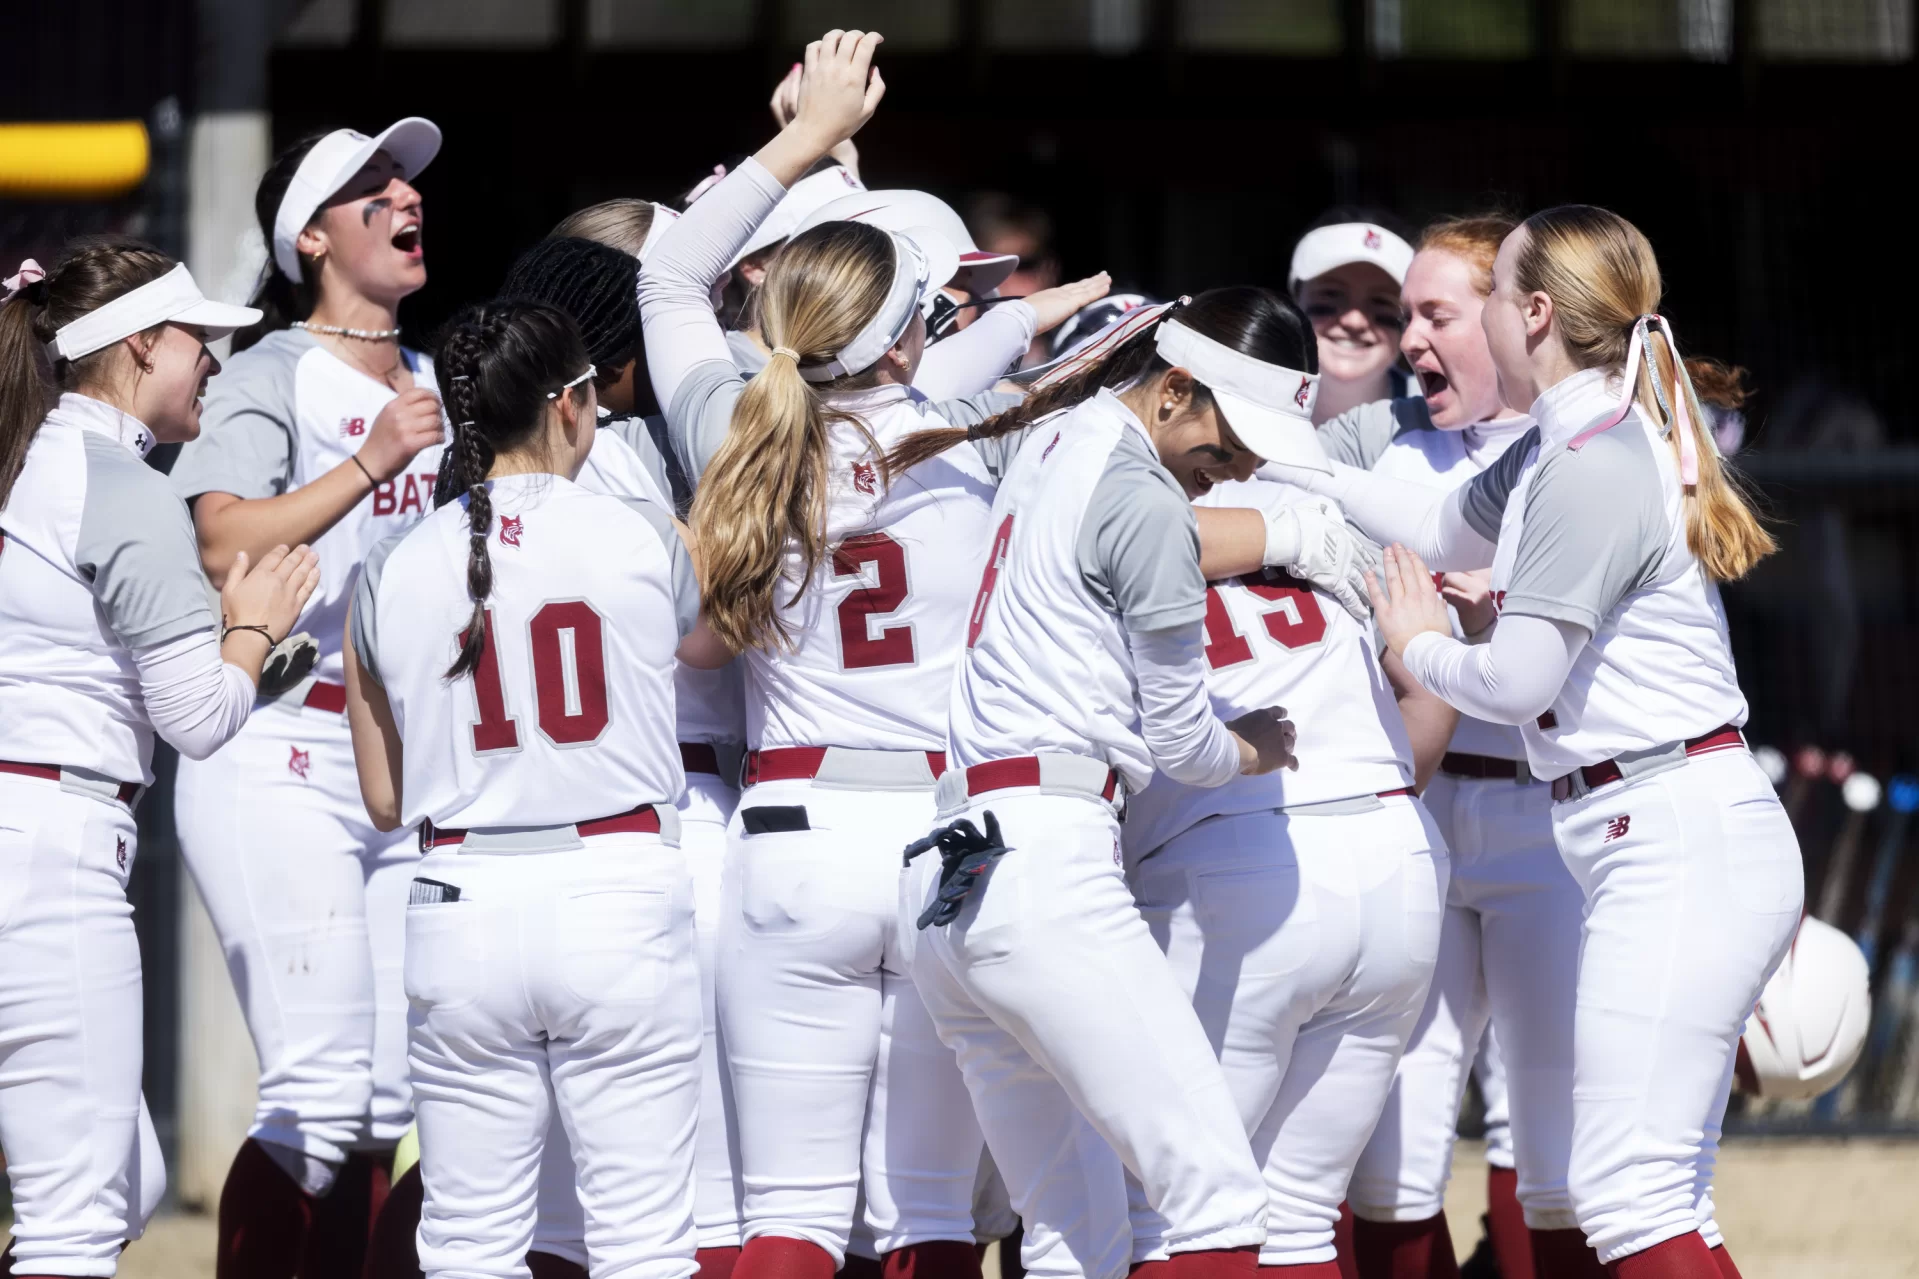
[603, 415, 677, 507]
[663, 359, 746, 484]
[1499, 429, 1669, 633]
[616, 496, 700, 640]
[170, 341, 298, 501]
[1320, 397, 1424, 471]
[351, 530, 406, 687]
[1075, 442, 1206, 630]
[1461, 424, 1540, 541]
[928, 391, 1026, 479]
[77, 435, 221, 649]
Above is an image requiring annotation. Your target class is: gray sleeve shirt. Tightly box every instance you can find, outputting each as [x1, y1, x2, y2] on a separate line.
[79, 434, 220, 648]
[1320, 396, 1432, 471]
[170, 330, 314, 501]
[1076, 427, 1207, 631]
[1462, 424, 1541, 541]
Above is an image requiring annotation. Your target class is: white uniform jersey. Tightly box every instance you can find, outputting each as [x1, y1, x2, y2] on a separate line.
[351, 472, 699, 831]
[171, 328, 443, 686]
[576, 414, 745, 750]
[951, 389, 1210, 793]
[744, 386, 1001, 753]
[0, 394, 220, 783]
[1123, 477, 1414, 857]
[1317, 397, 1534, 761]
[1461, 368, 1748, 777]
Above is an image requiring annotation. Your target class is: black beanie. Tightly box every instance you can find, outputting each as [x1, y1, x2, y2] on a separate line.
[500, 236, 641, 374]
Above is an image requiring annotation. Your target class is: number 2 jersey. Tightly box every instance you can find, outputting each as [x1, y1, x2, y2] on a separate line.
[350, 473, 698, 831]
[1121, 475, 1415, 859]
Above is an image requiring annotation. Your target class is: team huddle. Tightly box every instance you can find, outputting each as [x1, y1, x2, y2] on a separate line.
[0, 28, 1823, 1279]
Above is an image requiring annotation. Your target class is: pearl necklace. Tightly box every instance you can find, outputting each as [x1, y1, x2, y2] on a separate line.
[295, 320, 402, 340]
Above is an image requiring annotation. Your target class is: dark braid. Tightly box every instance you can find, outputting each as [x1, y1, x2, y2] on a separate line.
[500, 236, 643, 403]
[432, 301, 591, 679]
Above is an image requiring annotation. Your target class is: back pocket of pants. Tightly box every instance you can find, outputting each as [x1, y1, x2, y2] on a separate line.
[1193, 864, 1315, 979]
[558, 888, 671, 1004]
[404, 899, 485, 1011]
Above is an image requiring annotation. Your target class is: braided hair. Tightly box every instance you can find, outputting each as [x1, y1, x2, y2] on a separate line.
[432, 300, 591, 679]
[499, 236, 646, 409]
[882, 287, 1317, 477]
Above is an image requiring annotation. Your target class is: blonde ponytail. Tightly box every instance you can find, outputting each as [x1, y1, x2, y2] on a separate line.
[1517, 205, 1774, 583]
[691, 221, 895, 653]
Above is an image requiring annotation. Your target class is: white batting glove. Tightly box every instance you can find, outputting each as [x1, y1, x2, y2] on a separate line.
[1261, 498, 1378, 622]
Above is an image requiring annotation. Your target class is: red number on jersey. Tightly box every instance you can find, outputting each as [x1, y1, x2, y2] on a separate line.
[833, 532, 915, 670]
[1201, 573, 1329, 671]
[968, 515, 1015, 649]
[466, 600, 612, 753]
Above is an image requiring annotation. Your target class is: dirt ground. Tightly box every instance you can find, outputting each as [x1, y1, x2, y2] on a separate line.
[22, 1137, 1914, 1279]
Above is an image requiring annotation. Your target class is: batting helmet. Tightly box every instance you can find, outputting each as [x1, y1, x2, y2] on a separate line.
[1736, 914, 1871, 1101]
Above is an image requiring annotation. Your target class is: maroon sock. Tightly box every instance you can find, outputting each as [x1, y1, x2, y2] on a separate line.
[1707, 1246, 1743, 1279]
[1481, 1170, 1535, 1279]
[1528, 1228, 1604, 1279]
[1130, 1263, 1179, 1279]
[734, 1237, 837, 1279]
[1171, 1246, 1261, 1279]
[299, 1152, 379, 1279]
[1607, 1234, 1718, 1279]
[217, 1138, 317, 1279]
[1333, 1203, 1358, 1279]
[1258, 1265, 1343, 1278]
[1351, 1214, 1459, 1279]
[840, 1254, 883, 1279]
[364, 1162, 424, 1279]
[527, 1253, 589, 1279]
[883, 1241, 982, 1279]
[699, 1247, 744, 1279]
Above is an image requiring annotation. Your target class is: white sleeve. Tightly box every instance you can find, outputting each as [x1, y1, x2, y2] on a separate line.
[1267, 460, 1496, 571]
[1399, 614, 1587, 726]
[1130, 624, 1242, 788]
[132, 629, 259, 761]
[911, 302, 1037, 400]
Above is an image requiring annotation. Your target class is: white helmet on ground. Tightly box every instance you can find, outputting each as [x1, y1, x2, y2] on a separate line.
[1736, 914, 1870, 1101]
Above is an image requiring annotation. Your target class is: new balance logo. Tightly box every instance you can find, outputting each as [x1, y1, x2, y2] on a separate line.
[1604, 814, 1631, 842]
[340, 416, 367, 438]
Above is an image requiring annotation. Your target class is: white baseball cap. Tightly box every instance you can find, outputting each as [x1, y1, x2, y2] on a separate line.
[1288, 222, 1416, 294]
[46, 263, 261, 362]
[727, 164, 866, 269]
[795, 189, 1019, 296]
[1154, 319, 1331, 473]
[272, 118, 442, 280]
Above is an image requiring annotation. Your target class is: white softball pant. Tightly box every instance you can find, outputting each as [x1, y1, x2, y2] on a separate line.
[533, 771, 745, 1263]
[1474, 1030, 1514, 1171]
[406, 836, 703, 1279]
[1554, 747, 1801, 1265]
[174, 700, 418, 1166]
[1348, 773, 1583, 1230]
[715, 777, 982, 1264]
[1128, 797, 1448, 1267]
[905, 791, 1268, 1279]
[1, 774, 160, 1277]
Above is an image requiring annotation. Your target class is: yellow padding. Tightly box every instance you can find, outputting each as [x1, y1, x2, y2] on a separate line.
[0, 122, 150, 198]
[392, 1122, 420, 1181]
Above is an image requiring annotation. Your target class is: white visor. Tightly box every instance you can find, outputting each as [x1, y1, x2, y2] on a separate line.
[272, 117, 441, 280]
[728, 164, 866, 270]
[1288, 222, 1415, 293]
[1154, 320, 1331, 473]
[637, 203, 679, 264]
[798, 231, 935, 383]
[47, 263, 263, 363]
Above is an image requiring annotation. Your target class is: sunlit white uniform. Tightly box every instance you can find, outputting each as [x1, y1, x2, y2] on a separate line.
[1122, 474, 1445, 1269]
[169, 330, 443, 1176]
[353, 472, 703, 1279]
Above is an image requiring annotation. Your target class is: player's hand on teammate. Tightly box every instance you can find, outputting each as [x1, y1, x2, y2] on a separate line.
[222, 542, 322, 641]
[356, 387, 445, 484]
[1022, 273, 1114, 335]
[1440, 568, 1498, 639]
[1264, 497, 1377, 622]
[793, 29, 887, 153]
[1230, 706, 1299, 775]
[1366, 544, 1454, 657]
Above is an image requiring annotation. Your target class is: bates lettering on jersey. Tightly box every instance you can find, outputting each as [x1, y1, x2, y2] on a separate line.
[372, 471, 436, 517]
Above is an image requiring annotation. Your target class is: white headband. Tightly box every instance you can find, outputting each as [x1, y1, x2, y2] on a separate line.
[798, 231, 930, 383]
[45, 263, 262, 363]
[272, 118, 441, 280]
[1154, 319, 1330, 471]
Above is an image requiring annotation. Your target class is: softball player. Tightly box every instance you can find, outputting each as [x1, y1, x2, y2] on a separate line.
[1288, 214, 1415, 425]
[1299, 206, 1798, 1278]
[343, 299, 728, 1279]
[167, 118, 447, 1278]
[2, 241, 316, 1277]
[1320, 218, 1601, 1278]
[1124, 460, 1451, 1276]
[891, 288, 1339, 1279]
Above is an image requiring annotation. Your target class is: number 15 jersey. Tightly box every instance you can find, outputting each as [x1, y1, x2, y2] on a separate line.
[351, 473, 699, 831]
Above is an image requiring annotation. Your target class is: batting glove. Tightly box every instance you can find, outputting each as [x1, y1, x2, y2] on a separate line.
[1262, 498, 1378, 623]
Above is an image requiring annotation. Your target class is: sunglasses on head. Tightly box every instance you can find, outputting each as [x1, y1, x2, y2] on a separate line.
[547, 365, 596, 398]
[926, 294, 1028, 344]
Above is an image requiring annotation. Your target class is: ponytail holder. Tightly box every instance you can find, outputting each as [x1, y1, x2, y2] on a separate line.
[3, 259, 46, 301]
[1565, 313, 1702, 487]
[458, 419, 475, 428]
[449, 374, 471, 383]
[771, 346, 800, 362]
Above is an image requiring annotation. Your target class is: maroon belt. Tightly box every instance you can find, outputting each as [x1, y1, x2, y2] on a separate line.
[0, 759, 141, 806]
[1377, 787, 1415, 799]
[304, 680, 347, 714]
[961, 756, 1121, 801]
[422, 803, 664, 850]
[681, 743, 721, 776]
[744, 746, 949, 787]
[1550, 725, 1746, 803]
[1440, 752, 1523, 780]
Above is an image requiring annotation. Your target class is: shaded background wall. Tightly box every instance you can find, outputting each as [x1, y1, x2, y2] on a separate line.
[4, 0, 1918, 1201]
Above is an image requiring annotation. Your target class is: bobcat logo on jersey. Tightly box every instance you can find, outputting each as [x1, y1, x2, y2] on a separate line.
[1041, 431, 1062, 462]
[116, 835, 128, 871]
[288, 746, 311, 780]
[852, 461, 878, 496]
[1604, 814, 1631, 842]
[340, 416, 367, 438]
[1364, 227, 1383, 250]
[1294, 376, 1312, 410]
[499, 514, 523, 547]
